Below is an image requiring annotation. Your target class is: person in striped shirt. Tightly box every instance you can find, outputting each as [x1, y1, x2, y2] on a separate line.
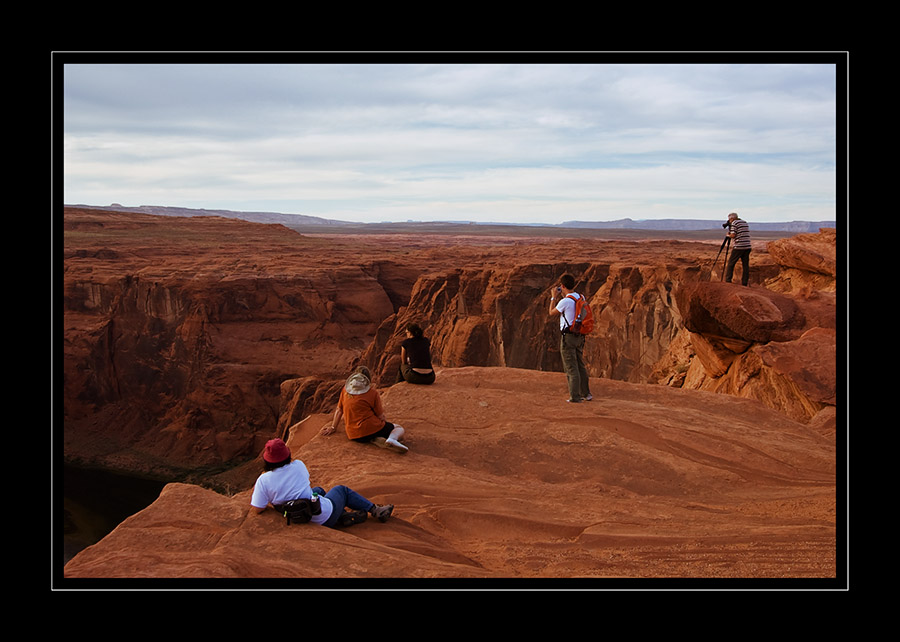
[725, 212, 752, 286]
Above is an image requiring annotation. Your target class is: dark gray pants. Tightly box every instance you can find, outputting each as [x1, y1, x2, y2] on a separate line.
[725, 248, 751, 286]
[560, 332, 590, 401]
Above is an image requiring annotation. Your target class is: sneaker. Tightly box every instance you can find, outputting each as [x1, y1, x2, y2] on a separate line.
[371, 504, 394, 522]
[584, 394, 593, 401]
[338, 509, 368, 527]
[566, 398, 582, 403]
[383, 437, 409, 453]
[372, 436, 408, 453]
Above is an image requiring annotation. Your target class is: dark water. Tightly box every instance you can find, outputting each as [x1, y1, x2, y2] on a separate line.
[62, 465, 168, 565]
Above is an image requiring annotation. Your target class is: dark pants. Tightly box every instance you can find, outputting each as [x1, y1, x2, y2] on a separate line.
[351, 421, 395, 443]
[560, 332, 590, 401]
[397, 364, 435, 385]
[725, 248, 751, 286]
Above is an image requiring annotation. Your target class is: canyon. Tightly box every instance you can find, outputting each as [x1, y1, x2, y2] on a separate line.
[59, 207, 840, 583]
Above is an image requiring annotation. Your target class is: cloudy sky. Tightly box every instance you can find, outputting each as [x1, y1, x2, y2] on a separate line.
[61, 55, 842, 225]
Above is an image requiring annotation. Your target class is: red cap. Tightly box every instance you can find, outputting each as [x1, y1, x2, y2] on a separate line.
[263, 438, 291, 463]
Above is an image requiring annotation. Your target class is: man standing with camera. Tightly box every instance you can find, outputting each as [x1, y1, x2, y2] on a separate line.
[724, 212, 752, 286]
[549, 274, 592, 403]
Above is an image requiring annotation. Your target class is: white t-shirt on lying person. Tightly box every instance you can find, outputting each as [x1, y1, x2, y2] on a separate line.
[250, 459, 333, 525]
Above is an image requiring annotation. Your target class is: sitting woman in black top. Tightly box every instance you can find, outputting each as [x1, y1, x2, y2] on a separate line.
[397, 323, 435, 385]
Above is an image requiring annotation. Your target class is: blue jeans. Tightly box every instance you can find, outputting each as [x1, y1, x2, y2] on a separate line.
[313, 485, 374, 528]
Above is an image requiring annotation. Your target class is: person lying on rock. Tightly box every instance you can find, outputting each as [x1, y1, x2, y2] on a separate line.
[249, 438, 394, 526]
[395, 323, 435, 385]
[321, 366, 409, 453]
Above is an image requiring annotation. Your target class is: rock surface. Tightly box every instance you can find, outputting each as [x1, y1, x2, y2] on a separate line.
[60, 209, 841, 582]
[766, 227, 837, 289]
[63, 367, 837, 581]
[63, 209, 419, 477]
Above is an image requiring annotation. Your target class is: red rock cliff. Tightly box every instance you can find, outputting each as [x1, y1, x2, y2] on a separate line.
[62, 209, 416, 477]
[63, 209, 838, 480]
[360, 230, 836, 429]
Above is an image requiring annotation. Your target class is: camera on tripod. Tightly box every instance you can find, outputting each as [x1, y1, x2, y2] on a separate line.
[722, 220, 731, 230]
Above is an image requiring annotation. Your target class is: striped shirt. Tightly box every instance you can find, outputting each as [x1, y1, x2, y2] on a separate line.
[730, 218, 752, 250]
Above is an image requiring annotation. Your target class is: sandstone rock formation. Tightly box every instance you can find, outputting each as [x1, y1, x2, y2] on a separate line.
[63, 368, 836, 580]
[63, 209, 838, 472]
[60, 209, 841, 581]
[362, 230, 837, 430]
[62, 209, 417, 477]
[765, 227, 837, 294]
[658, 240, 837, 426]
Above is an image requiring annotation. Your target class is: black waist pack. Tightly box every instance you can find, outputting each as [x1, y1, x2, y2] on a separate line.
[279, 496, 322, 525]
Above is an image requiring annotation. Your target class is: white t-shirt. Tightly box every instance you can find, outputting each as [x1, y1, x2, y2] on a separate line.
[250, 459, 333, 525]
[555, 293, 583, 332]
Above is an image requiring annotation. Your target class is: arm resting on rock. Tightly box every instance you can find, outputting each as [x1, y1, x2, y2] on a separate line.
[321, 404, 343, 435]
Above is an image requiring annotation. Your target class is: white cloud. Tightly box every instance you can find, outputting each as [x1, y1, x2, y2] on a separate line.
[61, 59, 841, 223]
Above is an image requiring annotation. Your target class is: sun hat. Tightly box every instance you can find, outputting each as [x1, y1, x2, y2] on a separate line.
[263, 438, 291, 463]
[345, 372, 371, 395]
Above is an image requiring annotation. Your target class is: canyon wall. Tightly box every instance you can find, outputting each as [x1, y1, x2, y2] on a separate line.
[360, 229, 836, 429]
[62, 209, 838, 481]
[62, 210, 417, 478]
[365, 260, 730, 386]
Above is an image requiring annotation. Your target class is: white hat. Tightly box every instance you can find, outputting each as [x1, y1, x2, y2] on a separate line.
[345, 373, 371, 395]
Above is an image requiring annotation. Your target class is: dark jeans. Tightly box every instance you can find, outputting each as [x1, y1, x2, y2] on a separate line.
[725, 248, 751, 286]
[313, 485, 374, 528]
[560, 332, 590, 401]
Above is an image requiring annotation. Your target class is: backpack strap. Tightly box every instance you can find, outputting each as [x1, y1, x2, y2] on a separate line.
[561, 293, 581, 332]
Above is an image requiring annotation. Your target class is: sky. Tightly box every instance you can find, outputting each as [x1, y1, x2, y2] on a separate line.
[60, 55, 842, 225]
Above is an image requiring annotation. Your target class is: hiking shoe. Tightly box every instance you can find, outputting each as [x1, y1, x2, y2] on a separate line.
[584, 394, 593, 401]
[566, 398, 582, 403]
[337, 510, 368, 527]
[371, 504, 394, 522]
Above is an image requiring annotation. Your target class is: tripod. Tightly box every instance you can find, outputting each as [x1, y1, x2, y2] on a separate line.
[712, 235, 731, 281]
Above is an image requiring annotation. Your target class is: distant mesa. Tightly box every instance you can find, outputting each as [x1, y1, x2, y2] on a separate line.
[561, 218, 836, 233]
[68, 204, 835, 234]
[70, 204, 349, 227]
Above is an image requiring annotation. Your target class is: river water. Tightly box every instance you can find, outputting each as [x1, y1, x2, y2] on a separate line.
[62, 464, 168, 566]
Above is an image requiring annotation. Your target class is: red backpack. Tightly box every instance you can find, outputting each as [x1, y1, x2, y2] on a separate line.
[564, 293, 594, 335]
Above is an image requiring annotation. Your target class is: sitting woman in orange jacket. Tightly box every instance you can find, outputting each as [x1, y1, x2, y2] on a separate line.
[321, 366, 408, 453]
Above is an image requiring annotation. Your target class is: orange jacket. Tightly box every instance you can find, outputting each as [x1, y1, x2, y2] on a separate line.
[339, 387, 385, 439]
